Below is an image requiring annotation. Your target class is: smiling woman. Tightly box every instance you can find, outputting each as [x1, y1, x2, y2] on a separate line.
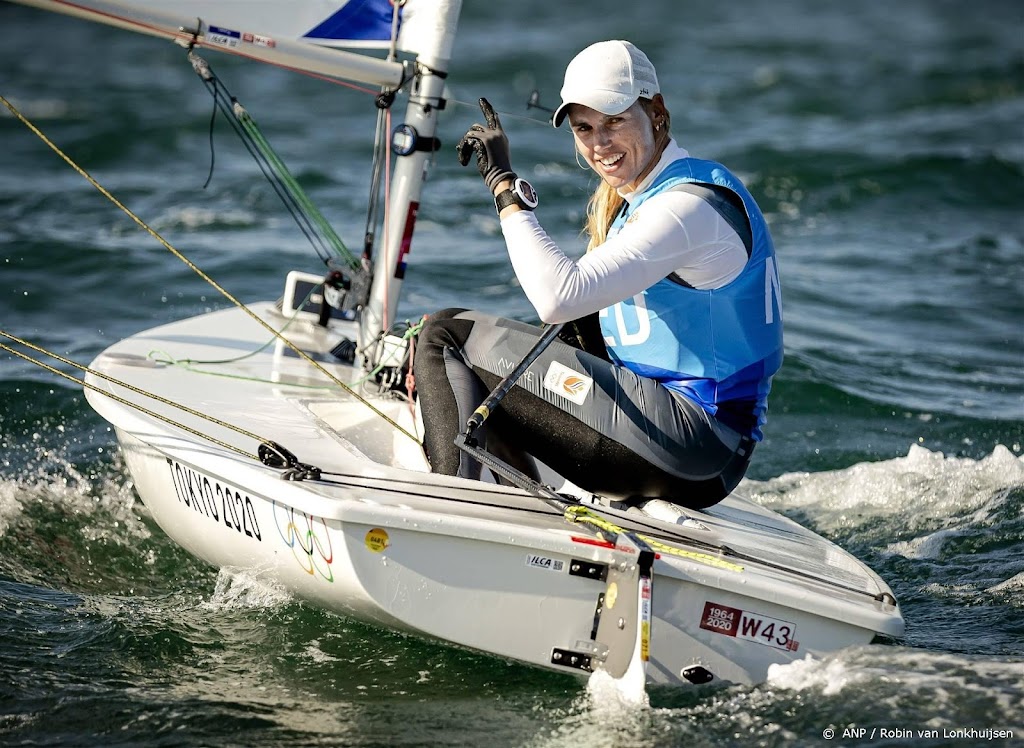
[555, 40, 669, 205]
[567, 100, 664, 191]
[413, 39, 784, 509]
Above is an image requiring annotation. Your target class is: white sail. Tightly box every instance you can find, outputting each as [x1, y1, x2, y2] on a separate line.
[9, 0, 458, 86]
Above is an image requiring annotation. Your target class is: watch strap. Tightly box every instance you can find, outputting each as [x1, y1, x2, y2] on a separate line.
[494, 178, 537, 213]
[494, 189, 521, 213]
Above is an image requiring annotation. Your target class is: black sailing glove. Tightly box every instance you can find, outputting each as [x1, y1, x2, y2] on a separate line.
[456, 98, 516, 192]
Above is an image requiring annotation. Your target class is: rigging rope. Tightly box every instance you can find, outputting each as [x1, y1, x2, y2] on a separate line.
[189, 52, 361, 271]
[0, 93, 419, 447]
[0, 334, 260, 462]
[563, 506, 745, 572]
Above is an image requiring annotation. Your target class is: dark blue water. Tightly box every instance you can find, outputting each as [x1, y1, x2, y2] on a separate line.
[2, 1, 1023, 745]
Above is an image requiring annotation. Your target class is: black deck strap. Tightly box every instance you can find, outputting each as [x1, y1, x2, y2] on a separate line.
[454, 433, 566, 504]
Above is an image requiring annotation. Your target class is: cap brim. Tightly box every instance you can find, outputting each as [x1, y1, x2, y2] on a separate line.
[552, 102, 572, 128]
[552, 90, 638, 128]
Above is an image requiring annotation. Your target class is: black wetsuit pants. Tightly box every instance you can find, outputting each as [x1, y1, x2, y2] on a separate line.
[413, 309, 754, 509]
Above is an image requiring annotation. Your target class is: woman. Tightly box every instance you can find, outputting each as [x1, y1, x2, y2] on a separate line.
[413, 40, 783, 508]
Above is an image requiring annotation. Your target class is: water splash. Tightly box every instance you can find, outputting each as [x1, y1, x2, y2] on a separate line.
[0, 437, 146, 544]
[0, 452, 148, 546]
[767, 647, 1024, 728]
[525, 680, 656, 748]
[201, 567, 293, 611]
[766, 652, 875, 695]
[0, 479, 24, 537]
[585, 668, 649, 709]
[743, 443, 1023, 538]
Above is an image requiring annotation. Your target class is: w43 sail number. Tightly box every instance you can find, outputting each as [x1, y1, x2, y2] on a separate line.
[167, 459, 262, 542]
[699, 601, 798, 651]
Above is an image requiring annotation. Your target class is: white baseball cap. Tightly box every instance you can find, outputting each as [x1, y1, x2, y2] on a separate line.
[553, 40, 660, 128]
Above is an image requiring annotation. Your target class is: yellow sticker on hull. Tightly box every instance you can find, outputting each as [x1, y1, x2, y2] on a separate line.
[365, 527, 390, 553]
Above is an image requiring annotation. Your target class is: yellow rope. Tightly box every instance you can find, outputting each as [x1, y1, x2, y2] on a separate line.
[0, 93, 419, 444]
[639, 536, 745, 573]
[0, 338, 258, 461]
[563, 505, 745, 572]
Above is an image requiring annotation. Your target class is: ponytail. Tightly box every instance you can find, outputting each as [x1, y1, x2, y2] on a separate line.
[583, 182, 624, 252]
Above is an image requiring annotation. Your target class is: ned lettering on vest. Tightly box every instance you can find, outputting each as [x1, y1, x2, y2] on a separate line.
[414, 39, 783, 509]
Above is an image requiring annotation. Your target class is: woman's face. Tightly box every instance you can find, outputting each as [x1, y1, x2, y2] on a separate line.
[568, 100, 658, 192]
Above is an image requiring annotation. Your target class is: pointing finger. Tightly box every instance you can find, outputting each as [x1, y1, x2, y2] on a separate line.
[479, 98, 501, 131]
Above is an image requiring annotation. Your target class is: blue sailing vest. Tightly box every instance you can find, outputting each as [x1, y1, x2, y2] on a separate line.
[599, 158, 784, 440]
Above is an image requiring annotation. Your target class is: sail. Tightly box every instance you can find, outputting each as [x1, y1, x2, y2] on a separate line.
[303, 0, 404, 48]
[8, 0, 461, 86]
[13, 0, 402, 47]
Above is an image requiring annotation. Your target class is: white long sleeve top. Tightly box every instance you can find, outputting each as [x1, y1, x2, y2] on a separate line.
[500, 140, 749, 324]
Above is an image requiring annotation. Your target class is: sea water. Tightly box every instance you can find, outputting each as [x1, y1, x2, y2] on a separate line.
[1, 1, 1022, 745]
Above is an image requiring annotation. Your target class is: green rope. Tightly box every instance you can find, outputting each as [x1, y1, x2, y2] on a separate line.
[351, 317, 428, 387]
[1, 92, 420, 444]
[146, 351, 339, 391]
[233, 103, 360, 271]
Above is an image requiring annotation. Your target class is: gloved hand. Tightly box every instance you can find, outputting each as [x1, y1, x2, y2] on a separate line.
[456, 98, 516, 193]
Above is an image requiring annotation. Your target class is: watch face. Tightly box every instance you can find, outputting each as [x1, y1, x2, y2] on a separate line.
[513, 178, 539, 209]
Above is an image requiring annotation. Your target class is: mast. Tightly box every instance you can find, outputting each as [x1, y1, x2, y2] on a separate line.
[360, 0, 463, 352]
[10, 0, 465, 352]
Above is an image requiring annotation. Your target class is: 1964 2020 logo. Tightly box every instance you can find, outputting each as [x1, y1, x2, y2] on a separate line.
[699, 601, 798, 652]
[167, 459, 262, 541]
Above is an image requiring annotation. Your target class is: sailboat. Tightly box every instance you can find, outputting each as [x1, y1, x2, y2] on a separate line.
[5, 0, 904, 690]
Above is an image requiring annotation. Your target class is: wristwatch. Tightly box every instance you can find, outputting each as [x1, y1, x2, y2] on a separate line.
[494, 177, 539, 213]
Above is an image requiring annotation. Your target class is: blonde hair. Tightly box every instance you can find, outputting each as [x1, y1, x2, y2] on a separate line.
[582, 98, 671, 251]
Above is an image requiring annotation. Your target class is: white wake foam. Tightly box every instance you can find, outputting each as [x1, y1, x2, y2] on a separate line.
[0, 479, 24, 537]
[768, 647, 1024, 723]
[201, 567, 292, 611]
[766, 653, 873, 695]
[0, 448, 148, 543]
[743, 444, 1023, 547]
[585, 667, 650, 710]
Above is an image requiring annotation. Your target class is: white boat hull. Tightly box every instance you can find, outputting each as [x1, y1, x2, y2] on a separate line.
[84, 301, 903, 687]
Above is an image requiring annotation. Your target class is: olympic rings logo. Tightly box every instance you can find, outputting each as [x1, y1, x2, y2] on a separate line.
[273, 500, 335, 582]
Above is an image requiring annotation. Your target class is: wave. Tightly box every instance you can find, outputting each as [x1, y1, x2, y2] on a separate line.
[744, 444, 1024, 661]
[744, 444, 1023, 533]
[528, 645, 1024, 747]
[767, 647, 1024, 728]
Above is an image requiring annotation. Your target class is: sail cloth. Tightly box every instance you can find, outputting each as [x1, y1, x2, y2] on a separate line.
[13, 0, 462, 84]
[305, 0, 404, 48]
[130, 0, 407, 49]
